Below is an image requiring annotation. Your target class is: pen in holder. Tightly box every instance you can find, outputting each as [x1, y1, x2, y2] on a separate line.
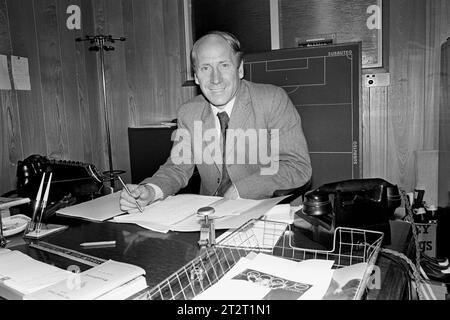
[24, 172, 46, 235]
[23, 172, 67, 239]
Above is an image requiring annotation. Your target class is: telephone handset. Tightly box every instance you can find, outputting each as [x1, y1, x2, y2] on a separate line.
[298, 178, 401, 245]
[15, 154, 104, 220]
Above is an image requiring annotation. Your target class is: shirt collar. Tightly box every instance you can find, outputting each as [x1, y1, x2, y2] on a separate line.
[209, 97, 236, 118]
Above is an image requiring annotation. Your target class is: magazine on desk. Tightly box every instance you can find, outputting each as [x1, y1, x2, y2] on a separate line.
[193, 253, 335, 300]
[192, 252, 369, 300]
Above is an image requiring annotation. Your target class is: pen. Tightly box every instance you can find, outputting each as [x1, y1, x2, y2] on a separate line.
[117, 176, 144, 213]
[26, 172, 46, 233]
[37, 172, 52, 233]
[80, 240, 116, 247]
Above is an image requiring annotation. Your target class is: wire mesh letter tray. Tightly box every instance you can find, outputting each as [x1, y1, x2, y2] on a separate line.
[131, 219, 384, 300]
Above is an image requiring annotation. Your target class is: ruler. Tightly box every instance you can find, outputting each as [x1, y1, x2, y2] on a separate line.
[29, 241, 106, 267]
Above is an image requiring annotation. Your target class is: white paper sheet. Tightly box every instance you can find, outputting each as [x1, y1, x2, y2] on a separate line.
[113, 194, 222, 232]
[11, 56, 31, 90]
[56, 192, 123, 221]
[209, 198, 261, 217]
[263, 203, 293, 224]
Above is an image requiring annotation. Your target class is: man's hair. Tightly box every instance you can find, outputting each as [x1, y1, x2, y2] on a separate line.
[190, 31, 244, 70]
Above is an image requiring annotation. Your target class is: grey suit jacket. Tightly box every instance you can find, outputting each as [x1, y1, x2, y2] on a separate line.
[142, 80, 311, 200]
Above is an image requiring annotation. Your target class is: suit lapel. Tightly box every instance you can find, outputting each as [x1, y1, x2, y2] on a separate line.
[229, 81, 251, 131]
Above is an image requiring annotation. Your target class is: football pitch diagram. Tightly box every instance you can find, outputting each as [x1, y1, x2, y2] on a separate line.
[244, 43, 361, 188]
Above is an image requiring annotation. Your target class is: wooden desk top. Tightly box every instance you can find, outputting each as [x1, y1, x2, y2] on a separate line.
[5, 216, 413, 300]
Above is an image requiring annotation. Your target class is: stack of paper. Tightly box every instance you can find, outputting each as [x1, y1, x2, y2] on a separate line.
[56, 192, 288, 233]
[193, 253, 335, 300]
[113, 194, 223, 232]
[0, 249, 72, 300]
[24, 260, 147, 300]
[113, 194, 288, 233]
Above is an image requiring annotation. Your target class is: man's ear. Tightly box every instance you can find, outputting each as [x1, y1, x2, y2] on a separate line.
[238, 61, 244, 79]
[194, 72, 199, 85]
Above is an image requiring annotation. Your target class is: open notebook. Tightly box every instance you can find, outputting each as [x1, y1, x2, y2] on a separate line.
[1, 249, 147, 300]
[57, 192, 288, 233]
[24, 260, 146, 300]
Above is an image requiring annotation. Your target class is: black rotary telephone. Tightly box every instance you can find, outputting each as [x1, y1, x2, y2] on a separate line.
[297, 178, 401, 245]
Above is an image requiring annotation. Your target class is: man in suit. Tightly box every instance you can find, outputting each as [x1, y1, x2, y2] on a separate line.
[120, 31, 311, 211]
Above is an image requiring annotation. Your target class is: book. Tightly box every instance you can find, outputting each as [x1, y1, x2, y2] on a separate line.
[0, 249, 72, 300]
[24, 260, 146, 300]
[0, 197, 31, 210]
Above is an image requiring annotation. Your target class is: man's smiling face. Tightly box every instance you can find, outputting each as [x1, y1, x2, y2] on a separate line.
[193, 35, 244, 108]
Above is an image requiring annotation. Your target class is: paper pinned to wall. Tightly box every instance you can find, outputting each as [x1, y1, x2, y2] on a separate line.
[0, 54, 11, 90]
[11, 56, 31, 91]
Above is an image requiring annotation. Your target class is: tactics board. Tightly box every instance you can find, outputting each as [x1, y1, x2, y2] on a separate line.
[243, 42, 361, 189]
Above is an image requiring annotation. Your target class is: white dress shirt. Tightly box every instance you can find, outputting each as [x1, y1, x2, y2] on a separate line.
[144, 97, 236, 200]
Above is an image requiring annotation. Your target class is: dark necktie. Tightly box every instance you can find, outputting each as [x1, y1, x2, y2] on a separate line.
[216, 112, 232, 196]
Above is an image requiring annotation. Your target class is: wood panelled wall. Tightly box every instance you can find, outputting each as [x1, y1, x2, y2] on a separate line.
[1, 0, 449, 197]
[0, 0, 102, 195]
[0, 0, 195, 195]
[362, 0, 450, 194]
[90, 0, 194, 185]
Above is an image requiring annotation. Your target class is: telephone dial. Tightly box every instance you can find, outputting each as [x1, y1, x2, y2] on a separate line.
[297, 178, 402, 245]
[11, 154, 105, 220]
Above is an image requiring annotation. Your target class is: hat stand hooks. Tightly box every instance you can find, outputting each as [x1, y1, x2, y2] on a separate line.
[75, 35, 126, 192]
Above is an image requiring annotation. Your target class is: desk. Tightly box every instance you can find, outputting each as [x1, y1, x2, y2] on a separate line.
[5, 216, 413, 299]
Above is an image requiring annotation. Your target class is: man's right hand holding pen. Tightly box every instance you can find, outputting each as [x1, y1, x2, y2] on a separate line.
[119, 183, 156, 213]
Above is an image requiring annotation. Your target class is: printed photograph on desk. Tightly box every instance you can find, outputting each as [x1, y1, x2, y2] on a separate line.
[193, 253, 334, 300]
[232, 269, 313, 300]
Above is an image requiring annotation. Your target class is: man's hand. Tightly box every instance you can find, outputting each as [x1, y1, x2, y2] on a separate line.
[119, 184, 156, 212]
[223, 184, 240, 200]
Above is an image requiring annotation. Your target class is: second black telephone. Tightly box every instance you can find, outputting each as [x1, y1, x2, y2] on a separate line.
[297, 178, 402, 245]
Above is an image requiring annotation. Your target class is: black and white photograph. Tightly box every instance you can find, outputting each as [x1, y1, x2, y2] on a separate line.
[0, 0, 449, 311]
